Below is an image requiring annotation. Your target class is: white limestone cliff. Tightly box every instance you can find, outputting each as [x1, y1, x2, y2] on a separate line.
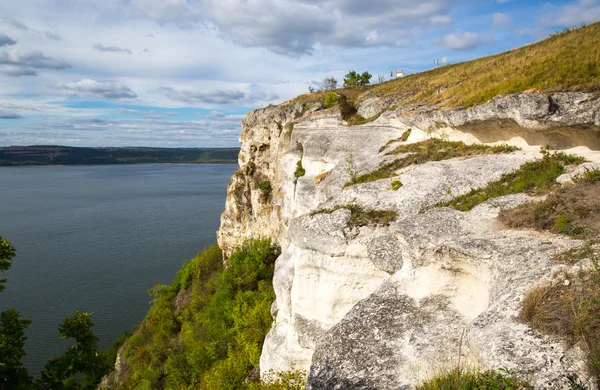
[217, 92, 600, 389]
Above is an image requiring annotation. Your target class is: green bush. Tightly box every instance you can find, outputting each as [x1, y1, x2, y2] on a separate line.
[294, 160, 306, 178]
[118, 240, 279, 389]
[391, 180, 403, 191]
[324, 91, 337, 108]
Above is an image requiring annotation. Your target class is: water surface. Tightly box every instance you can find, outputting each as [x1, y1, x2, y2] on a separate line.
[0, 164, 235, 376]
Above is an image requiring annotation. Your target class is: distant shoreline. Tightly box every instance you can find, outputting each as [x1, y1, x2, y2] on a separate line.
[0, 145, 240, 166]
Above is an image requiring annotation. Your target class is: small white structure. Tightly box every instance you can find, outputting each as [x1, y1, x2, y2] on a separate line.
[395, 69, 404, 78]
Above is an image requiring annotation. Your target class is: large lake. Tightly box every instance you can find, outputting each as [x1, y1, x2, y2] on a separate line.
[0, 164, 236, 377]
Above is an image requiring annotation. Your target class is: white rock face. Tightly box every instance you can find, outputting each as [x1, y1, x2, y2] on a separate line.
[218, 93, 600, 389]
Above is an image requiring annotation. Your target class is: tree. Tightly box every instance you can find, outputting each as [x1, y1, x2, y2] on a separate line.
[0, 237, 32, 390]
[343, 70, 360, 87]
[359, 71, 372, 86]
[322, 77, 337, 91]
[343, 71, 372, 87]
[0, 310, 32, 390]
[0, 236, 16, 293]
[38, 311, 110, 390]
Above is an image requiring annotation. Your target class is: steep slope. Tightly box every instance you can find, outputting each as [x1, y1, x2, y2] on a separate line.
[218, 25, 600, 389]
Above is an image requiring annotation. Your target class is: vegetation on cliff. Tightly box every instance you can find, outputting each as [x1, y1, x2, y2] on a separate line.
[294, 22, 600, 110]
[437, 150, 586, 211]
[112, 240, 279, 389]
[345, 139, 518, 187]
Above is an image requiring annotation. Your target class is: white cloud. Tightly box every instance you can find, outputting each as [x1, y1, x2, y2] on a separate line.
[435, 30, 483, 50]
[537, 0, 600, 27]
[54, 79, 138, 99]
[492, 12, 514, 29]
[163, 84, 278, 105]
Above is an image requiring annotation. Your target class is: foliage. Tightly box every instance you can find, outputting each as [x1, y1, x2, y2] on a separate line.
[343, 70, 372, 87]
[256, 181, 273, 203]
[322, 77, 338, 91]
[118, 241, 279, 389]
[345, 154, 356, 182]
[391, 180, 403, 191]
[437, 150, 585, 211]
[337, 94, 357, 119]
[324, 91, 337, 108]
[38, 311, 111, 390]
[294, 160, 306, 178]
[348, 139, 519, 187]
[573, 168, 600, 183]
[520, 255, 600, 385]
[0, 236, 16, 293]
[417, 367, 532, 389]
[401, 128, 412, 142]
[0, 309, 32, 390]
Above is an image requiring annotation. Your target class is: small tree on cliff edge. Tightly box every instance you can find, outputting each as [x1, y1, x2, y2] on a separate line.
[343, 71, 372, 87]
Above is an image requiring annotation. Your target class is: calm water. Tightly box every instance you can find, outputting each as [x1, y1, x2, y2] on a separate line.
[0, 164, 236, 377]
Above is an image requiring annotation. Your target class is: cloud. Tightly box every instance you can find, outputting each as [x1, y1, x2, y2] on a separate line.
[492, 12, 514, 29]
[430, 15, 453, 25]
[435, 30, 483, 50]
[54, 79, 138, 99]
[117, 108, 140, 115]
[163, 84, 278, 105]
[115, 0, 461, 56]
[5, 18, 28, 31]
[93, 43, 133, 55]
[0, 50, 71, 76]
[0, 110, 22, 119]
[45, 31, 62, 41]
[537, 0, 600, 27]
[0, 33, 17, 47]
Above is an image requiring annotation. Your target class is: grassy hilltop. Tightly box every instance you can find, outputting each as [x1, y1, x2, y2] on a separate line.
[294, 22, 600, 109]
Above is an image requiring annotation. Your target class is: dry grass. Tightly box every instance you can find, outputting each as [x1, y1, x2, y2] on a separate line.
[520, 260, 600, 384]
[288, 23, 600, 110]
[417, 367, 532, 390]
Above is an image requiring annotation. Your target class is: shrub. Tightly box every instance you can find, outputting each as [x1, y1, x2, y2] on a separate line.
[119, 240, 279, 389]
[324, 92, 337, 108]
[311, 204, 397, 228]
[257, 181, 273, 203]
[294, 160, 306, 178]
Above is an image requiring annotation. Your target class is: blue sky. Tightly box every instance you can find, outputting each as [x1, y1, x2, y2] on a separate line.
[0, 0, 598, 147]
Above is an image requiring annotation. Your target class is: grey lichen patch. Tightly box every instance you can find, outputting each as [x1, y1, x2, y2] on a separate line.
[367, 235, 404, 274]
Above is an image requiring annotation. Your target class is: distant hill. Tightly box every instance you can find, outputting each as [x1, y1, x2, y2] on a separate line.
[0, 145, 240, 166]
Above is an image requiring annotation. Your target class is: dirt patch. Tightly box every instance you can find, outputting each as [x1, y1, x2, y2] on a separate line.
[499, 181, 600, 238]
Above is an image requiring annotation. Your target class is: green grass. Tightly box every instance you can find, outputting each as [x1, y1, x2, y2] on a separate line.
[347, 139, 519, 187]
[417, 367, 532, 390]
[391, 180, 403, 191]
[116, 241, 280, 389]
[436, 151, 586, 211]
[291, 23, 600, 111]
[311, 204, 397, 227]
[574, 168, 600, 183]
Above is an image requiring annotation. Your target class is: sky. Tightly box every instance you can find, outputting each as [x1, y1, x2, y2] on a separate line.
[0, 0, 599, 147]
